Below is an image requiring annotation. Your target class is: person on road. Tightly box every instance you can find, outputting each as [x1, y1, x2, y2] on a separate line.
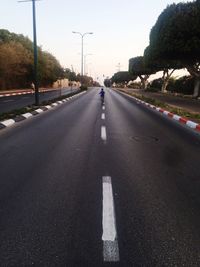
[99, 88, 105, 103]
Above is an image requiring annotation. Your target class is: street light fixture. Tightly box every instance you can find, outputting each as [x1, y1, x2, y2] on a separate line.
[18, 0, 40, 105]
[72, 31, 93, 79]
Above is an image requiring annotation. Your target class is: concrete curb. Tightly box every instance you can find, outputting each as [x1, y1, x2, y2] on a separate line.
[119, 90, 200, 133]
[0, 91, 86, 131]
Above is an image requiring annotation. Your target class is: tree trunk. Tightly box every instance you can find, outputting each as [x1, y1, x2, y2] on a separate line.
[139, 75, 149, 90]
[193, 79, 200, 98]
[161, 80, 168, 93]
[186, 63, 200, 98]
[161, 69, 175, 93]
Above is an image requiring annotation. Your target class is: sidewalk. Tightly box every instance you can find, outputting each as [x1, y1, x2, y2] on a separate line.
[120, 88, 200, 113]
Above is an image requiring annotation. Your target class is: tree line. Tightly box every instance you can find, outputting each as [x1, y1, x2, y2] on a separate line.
[107, 0, 200, 97]
[0, 29, 97, 90]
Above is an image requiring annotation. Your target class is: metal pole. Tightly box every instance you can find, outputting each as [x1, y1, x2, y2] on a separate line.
[72, 31, 93, 85]
[32, 0, 39, 105]
[81, 35, 84, 77]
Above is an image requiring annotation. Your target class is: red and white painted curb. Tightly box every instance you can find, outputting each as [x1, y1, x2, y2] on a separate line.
[0, 88, 66, 98]
[119, 91, 200, 133]
[0, 91, 86, 131]
[0, 91, 33, 97]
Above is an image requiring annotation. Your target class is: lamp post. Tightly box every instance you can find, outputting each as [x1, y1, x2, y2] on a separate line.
[84, 53, 92, 76]
[18, 0, 40, 105]
[72, 31, 93, 79]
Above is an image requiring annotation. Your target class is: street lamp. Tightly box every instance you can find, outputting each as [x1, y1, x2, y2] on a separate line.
[84, 53, 92, 75]
[18, 0, 40, 105]
[72, 31, 93, 79]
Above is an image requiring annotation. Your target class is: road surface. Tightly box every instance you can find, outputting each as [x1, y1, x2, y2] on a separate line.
[0, 87, 199, 266]
[0, 87, 78, 114]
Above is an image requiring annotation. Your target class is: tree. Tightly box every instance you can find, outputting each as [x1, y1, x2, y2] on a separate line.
[0, 41, 32, 89]
[148, 0, 200, 97]
[111, 71, 137, 85]
[129, 56, 155, 89]
[38, 51, 63, 86]
[144, 46, 183, 93]
[0, 29, 66, 89]
[104, 79, 112, 87]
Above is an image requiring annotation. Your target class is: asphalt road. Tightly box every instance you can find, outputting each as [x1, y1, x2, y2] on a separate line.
[0, 87, 199, 266]
[0, 87, 78, 113]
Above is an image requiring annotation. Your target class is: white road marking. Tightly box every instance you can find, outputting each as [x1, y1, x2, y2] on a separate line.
[101, 126, 107, 141]
[102, 176, 119, 262]
[101, 113, 105, 120]
[102, 106, 105, 110]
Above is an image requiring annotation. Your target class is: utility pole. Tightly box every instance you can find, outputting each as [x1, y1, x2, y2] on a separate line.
[18, 0, 40, 105]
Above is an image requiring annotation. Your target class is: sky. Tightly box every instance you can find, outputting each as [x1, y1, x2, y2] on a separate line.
[1, 0, 189, 82]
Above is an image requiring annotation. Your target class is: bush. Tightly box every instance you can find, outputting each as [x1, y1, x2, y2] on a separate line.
[148, 78, 162, 91]
[167, 76, 194, 95]
[80, 85, 88, 91]
[127, 81, 141, 89]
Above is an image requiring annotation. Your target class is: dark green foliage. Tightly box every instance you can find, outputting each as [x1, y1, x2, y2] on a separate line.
[111, 71, 137, 84]
[149, 76, 195, 95]
[129, 56, 154, 76]
[146, 1, 200, 95]
[168, 76, 194, 95]
[148, 78, 163, 91]
[79, 85, 88, 91]
[149, 1, 200, 62]
[104, 79, 112, 87]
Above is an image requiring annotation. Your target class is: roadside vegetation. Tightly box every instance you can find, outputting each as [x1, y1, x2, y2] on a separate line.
[0, 29, 99, 91]
[119, 89, 200, 123]
[105, 0, 200, 99]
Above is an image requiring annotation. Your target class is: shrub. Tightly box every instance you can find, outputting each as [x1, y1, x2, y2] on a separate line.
[80, 85, 88, 91]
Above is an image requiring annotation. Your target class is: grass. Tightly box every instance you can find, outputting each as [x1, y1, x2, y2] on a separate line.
[119, 89, 200, 123]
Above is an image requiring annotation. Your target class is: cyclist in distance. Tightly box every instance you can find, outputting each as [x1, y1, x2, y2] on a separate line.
[99, 87, 105, 104]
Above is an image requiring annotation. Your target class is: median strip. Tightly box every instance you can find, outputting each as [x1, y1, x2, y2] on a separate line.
[0, 90, 86, 131]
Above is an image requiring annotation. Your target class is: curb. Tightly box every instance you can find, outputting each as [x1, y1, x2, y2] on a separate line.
[119, 90, 200, 133]
[0, 88, 73, 97]
[0, 91, 86, 131]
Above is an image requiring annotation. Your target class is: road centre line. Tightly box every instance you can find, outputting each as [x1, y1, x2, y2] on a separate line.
[101, 113, 105, 120]
[101, 126, 107, 141]
[102, 176, 119, 262]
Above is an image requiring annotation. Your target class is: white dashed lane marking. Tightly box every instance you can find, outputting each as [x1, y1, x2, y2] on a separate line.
[102, 176, 119, 262]
[101, 113, 105, 120]
[101, 126, 107, 141]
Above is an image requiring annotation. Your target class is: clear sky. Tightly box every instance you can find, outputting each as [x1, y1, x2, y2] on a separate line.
[1, 0, 189, 82]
